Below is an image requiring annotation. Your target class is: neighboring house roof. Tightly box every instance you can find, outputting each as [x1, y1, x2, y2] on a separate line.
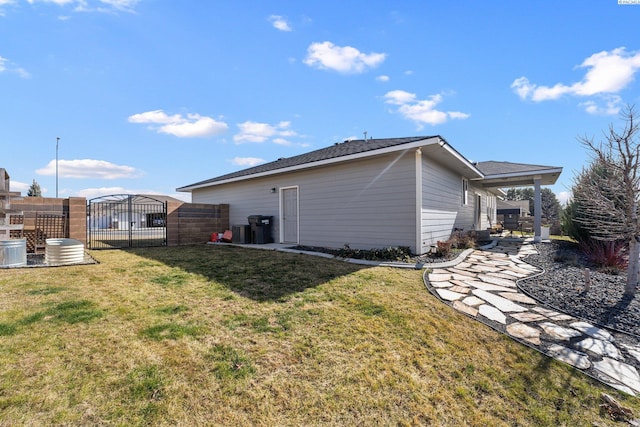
[138, 194, 184, 204]
[177, 137, 563, 192]
[178, 136, 484, 192]
[497, 199, 530, 215]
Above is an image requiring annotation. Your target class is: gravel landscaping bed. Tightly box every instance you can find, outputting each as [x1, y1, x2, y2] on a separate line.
[518, 240, 640, 337]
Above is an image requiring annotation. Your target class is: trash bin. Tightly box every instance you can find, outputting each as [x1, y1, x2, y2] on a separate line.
[232, 225, 251, 244]
[248, 215, 273, 244]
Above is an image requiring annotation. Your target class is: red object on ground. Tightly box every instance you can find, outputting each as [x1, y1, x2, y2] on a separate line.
[210, 233, 219, 242]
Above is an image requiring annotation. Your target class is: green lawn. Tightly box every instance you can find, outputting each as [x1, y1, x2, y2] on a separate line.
[0, 245, 637, 426]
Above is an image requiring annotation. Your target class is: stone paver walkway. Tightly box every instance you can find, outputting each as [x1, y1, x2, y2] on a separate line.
[424, 239, 640, 397]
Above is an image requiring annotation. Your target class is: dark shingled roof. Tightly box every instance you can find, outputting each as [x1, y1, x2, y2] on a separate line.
[178, 137, 563, 191]
[474, 161, 562, 176]
[179, 136, 438, 190]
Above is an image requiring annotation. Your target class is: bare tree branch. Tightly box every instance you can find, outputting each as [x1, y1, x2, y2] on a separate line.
[574, 105, 639, 295]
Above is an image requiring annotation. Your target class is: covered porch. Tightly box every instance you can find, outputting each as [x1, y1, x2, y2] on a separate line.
[474, 161, 563, 242]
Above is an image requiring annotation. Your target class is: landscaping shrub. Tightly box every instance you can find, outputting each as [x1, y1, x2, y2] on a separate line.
[561, 199, 592, 242]
[553, 248, 580, 267]
[579, 239, 628, 271]
[435, 240, 452, 258]
[298, 244, 413, 262]
[449, 230, 474, 249]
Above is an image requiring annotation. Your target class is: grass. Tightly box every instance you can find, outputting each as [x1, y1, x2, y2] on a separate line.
[0, 244, 638, 426]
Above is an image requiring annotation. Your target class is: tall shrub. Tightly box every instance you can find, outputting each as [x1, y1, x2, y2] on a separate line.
[561, 198, 591, 243]
[572, 106, 639, 296]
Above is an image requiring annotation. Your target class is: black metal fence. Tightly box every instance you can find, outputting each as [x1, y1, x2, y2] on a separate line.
[87, 194, 166, 249]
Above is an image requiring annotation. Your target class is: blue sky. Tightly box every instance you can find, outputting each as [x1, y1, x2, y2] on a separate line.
[1, 0, 639, 203]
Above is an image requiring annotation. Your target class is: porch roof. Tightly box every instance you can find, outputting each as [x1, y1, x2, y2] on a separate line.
[474, 161, 563, 188]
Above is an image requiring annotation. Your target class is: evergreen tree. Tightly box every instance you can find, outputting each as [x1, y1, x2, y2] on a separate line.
[506, 187, 560, 222]
[27, 179, 42, 197]
[539, 188, 561, 223]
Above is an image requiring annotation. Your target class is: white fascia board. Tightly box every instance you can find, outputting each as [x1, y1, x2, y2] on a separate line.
[178, 137, 442, 192]
[474, 167, 563, 181]
[437, 139, 484, 179]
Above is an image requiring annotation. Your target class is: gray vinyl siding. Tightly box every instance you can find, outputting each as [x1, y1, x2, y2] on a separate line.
[471, 185, 499, 230]
[191, 150, 418, 252]
[190, 178, 282, 236]
[297, 152, 416, 250]
[419, 156, 492, 253]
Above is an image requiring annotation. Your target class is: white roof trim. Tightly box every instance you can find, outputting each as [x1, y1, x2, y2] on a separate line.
[436, 139, 484, 179]
[477, 167, 563, 181]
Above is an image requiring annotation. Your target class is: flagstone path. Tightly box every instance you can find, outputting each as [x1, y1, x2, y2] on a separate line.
[424, 239, 640, 397]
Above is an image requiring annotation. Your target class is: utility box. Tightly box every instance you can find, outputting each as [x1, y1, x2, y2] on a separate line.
[248, 215, 273, 244]
[231, 225, 250, 244]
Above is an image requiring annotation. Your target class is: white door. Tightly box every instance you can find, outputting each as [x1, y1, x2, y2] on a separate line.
[281, 187, 298, 243]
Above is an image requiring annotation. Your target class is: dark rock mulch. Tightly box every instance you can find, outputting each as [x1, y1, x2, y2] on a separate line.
[518, 240, 640, 337]
[291, 245, 469, 264]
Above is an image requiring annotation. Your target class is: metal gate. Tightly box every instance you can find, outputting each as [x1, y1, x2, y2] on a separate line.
[87, 194, 167, 249]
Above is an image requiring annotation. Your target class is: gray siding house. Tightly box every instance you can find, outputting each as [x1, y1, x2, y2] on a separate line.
[177, 136, 562, 254]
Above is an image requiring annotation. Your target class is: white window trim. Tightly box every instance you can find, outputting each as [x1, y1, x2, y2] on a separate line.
[462, 178, 469, 206]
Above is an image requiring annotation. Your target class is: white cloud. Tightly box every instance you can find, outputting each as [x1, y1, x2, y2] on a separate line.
[384, 89, 417, 105]
[269, 15, 291, 31]
[26, 0, 75, 4]
[273, 138, 292, 146]
[128, 109, 228, 138]
[579, 95, 623, 115]
[21, 0, 140, 13]
[98, 0, 140, 11]
[0, 0, 15, 16]
[303, 41, 386, 74]
[76, 187, 191, 201]
[233, 120, 299, 144]
[9, 180, 29, 193]
[556, 191, 571, 205]
[128, 110, 180, 124]
[376, 75, 390, 82]
[76, 186, 131, 199]
[512, 47, 640, 106]
[231, 157, 265, 167]
[0, 55, 30, 78]
[36, 159, 141, 179]
[383, 90, 469, 128]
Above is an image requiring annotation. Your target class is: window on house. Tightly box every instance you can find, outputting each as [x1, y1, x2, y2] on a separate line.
[462, 178, 468, 205]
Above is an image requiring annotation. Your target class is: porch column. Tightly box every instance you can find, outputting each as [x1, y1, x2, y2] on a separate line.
[533, 176, 542, 242]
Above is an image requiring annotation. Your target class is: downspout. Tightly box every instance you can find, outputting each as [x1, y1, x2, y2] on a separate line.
[415, 148, 423, 255]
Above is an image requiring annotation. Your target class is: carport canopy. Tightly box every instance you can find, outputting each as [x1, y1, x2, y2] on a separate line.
[473, 161, 563, 242]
